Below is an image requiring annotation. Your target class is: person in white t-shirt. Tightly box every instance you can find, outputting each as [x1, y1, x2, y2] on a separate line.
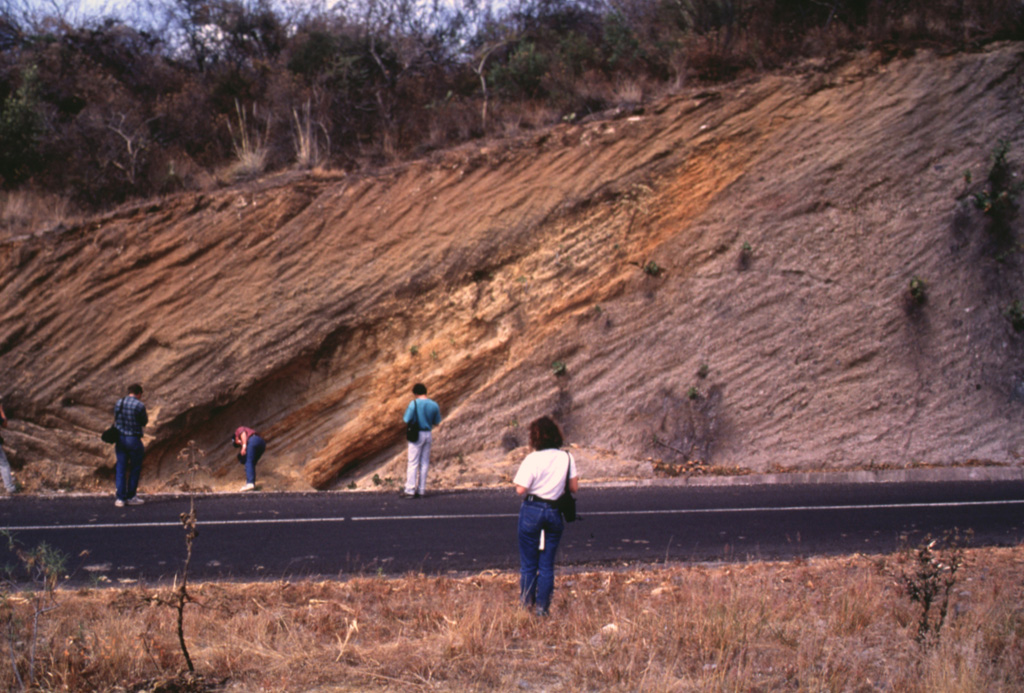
[513, 416, 579, 616]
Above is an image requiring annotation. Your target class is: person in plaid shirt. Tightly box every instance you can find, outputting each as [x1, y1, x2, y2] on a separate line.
[113, 383, 148, 507]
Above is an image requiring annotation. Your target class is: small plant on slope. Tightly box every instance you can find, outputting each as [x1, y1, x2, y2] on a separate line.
[908, 276, 927, 305]
[1005, 300, 1024, 332]
[642, 260, 663, 277]
[966, 139, 1020, 244]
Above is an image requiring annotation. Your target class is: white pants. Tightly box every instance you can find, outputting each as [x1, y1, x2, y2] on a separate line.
[0, 445, 14, 493]
[405, 430, 432, 495]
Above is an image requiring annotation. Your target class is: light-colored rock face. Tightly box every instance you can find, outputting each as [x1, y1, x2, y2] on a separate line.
[1, 45, 1022, 494]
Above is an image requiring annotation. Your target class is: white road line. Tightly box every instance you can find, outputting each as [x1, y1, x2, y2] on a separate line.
[578, 499, 1024, 516]
[3, 517, 348, 531]
[351, 513, 515, 521]
[4, 498, 1022, 532]
[351, 498, 1024, 521]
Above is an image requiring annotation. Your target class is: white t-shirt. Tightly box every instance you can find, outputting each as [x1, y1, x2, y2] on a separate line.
[513, 449, 578, 501]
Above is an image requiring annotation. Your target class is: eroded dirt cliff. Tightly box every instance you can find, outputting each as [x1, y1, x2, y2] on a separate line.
[2, 44, 1023, 494]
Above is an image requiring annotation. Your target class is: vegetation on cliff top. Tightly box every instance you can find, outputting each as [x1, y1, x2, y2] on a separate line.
[1, 0, 1021, 222]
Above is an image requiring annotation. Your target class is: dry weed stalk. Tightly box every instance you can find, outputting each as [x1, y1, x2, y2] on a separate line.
[149, 440, 206, 679]
[0, 190, 74, 236]
[0, 533, 66, 690]
[897, 529, 970, 644]
[291, 99, 329, 170]
[228, 100, 271, 179]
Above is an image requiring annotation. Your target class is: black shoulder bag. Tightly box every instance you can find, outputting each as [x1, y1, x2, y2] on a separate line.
[556, 451, 578, 522]
[101, 400, 122, 444]
[405, 400, 421, 443]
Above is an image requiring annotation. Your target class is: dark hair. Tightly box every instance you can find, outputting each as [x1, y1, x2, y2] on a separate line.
[412, 383, 427, 396]
[127, 383, 143, 396]
[529, 416, 563, 450]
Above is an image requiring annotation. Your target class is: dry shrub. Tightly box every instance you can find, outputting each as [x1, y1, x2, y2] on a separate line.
[291, 100, 328, 170]
[679, 30, 752, 84]
[573, 70, 616, 111]
[862, 0, 1023, 47]
[0, 189, 76, 237]
[3, 547, 1024, 691]
[798, 22, 861, 59]
[495, 101, 561, 137]
[613, 78, 645, 107]
[424, 101, 478, 150]
[226, 101, 271, 181]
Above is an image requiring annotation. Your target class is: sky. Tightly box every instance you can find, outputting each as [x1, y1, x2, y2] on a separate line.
[11, 0, 142, 25]
[14, 0, 485, 29]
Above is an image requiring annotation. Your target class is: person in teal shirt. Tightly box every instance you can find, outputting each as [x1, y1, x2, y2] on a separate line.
[401, 383, 441, 498]
[0, 395, 15, 493]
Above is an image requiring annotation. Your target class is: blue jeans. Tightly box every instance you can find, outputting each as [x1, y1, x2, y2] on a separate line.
[114, 435, 145, 501]
[238, 435, 266, 484]
[518, 499, 565, 613]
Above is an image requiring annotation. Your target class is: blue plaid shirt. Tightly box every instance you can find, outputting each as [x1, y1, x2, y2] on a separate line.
[114, 396, 148, 437]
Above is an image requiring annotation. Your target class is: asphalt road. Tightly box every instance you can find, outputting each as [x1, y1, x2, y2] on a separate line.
[1, 471, 1023, 585]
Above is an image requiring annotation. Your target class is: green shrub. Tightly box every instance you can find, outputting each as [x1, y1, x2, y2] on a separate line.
[491, 42, 550, 99]
[908, 276, 927, 305]
[642, 260, 663, 277]
[2, 532, 68, 689]
[0, 66, 44, 186]
[968, 140, 1019, 242]
[738, 241, 753, 270]
[897, 530, 969, 644]
[1005, 300, 1024, 332]
[602, 12, 644, 71]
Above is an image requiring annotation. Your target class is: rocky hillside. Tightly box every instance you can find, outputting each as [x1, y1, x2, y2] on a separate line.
[1, 43, 1022, 494]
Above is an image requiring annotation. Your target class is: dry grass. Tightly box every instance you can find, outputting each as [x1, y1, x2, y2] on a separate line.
[291, 100, 328, 171]
[226, 101, 271, 181]
[0, 190, 76, 238]
[3, 546, 1024, 691]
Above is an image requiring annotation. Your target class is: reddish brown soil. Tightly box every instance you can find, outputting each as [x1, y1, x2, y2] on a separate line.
[1, 44, 1022, 494]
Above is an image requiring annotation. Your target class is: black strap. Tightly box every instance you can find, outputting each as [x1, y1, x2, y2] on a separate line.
[564, 451, 572, 495]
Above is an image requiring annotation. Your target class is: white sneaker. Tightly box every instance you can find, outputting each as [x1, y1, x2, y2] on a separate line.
[114, 499, 125, 508]
[240, 483, 256, 492]
[126, 497, 145, 506]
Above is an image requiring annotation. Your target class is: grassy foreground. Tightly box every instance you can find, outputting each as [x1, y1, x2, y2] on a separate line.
[3, 546, 1024, 691]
